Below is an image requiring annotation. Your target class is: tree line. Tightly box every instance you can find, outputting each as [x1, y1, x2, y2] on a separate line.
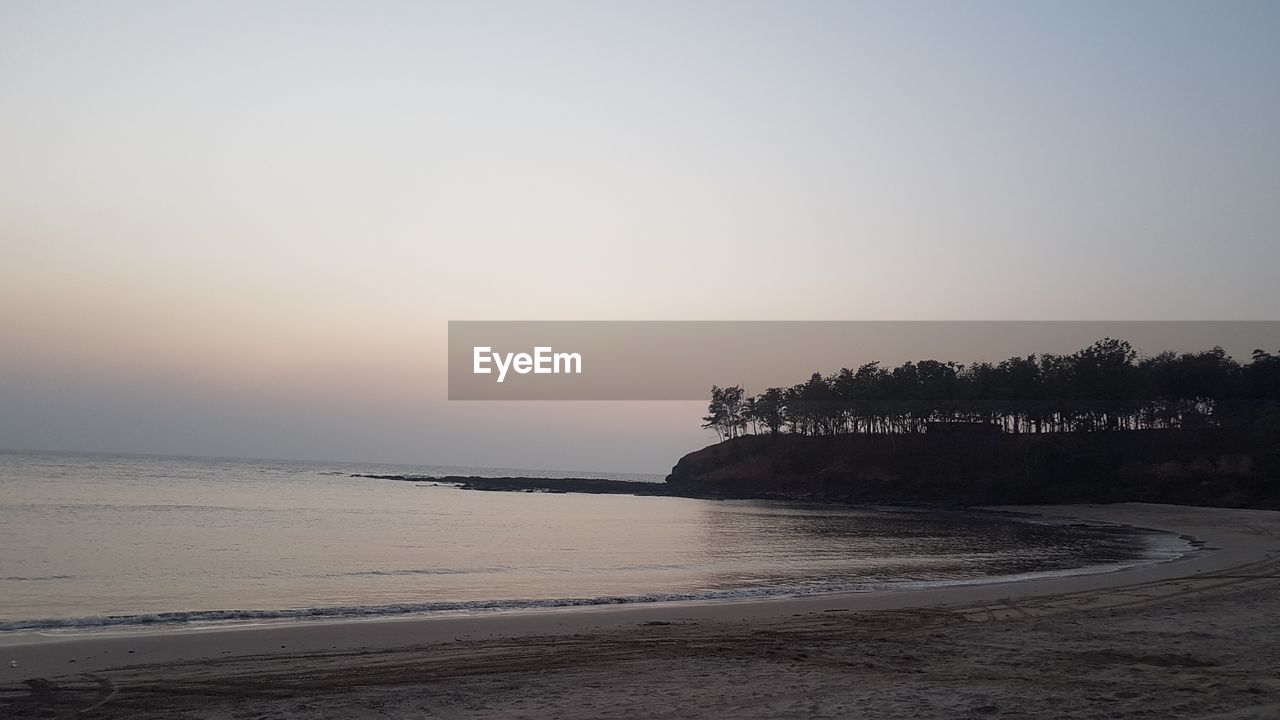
[702, 338, 1280, 440]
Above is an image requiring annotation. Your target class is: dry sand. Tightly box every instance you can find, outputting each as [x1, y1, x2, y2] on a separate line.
[3, 503, 1279, 719]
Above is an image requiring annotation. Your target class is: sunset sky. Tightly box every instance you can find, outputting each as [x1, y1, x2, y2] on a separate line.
[2, 1, 1278, 472]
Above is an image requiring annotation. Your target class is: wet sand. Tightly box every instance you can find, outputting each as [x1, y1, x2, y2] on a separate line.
[3, 503, 1279, 718]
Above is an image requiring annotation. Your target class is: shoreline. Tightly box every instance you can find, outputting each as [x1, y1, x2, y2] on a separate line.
[0, 518, 1192, 636]
[0, 502, 1182, 636]
[2, 502, 1271, 681]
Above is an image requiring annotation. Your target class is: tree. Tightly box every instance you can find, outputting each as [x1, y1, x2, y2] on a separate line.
[700, 338, 1280, 440]
[749, 388, 786, 436]
[702, 385, 747, 441]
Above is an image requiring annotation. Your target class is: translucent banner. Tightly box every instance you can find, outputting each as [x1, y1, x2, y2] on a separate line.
[447, 321, 1280, 400]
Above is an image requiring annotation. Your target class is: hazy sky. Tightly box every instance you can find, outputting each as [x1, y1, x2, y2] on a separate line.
[2, 1, 1278, 472]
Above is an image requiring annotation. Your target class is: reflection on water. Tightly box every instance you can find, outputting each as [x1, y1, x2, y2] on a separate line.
[0, 451, 1164, 630]
[693, 502, 1149, 590]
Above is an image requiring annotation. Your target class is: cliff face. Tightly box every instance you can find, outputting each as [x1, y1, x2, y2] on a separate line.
[664, 428, 1280, 509]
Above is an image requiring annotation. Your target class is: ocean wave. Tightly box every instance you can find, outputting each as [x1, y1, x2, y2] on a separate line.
[315, 567, 512, 578]
[0, 535, 1195, 633]
[0, 585, 877, 631]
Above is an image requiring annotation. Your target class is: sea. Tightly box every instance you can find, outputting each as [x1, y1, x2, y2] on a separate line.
[0, 450, 1191, 635]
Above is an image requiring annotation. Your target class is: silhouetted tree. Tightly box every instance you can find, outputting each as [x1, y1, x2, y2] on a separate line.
[748, 388, 787, 436]
[702, 384, 747, 441]
[702, 339, 1280, 439]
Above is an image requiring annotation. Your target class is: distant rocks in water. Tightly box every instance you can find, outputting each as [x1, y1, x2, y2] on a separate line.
[355, 423, 1280, 510]
[350, 474, 678, 497]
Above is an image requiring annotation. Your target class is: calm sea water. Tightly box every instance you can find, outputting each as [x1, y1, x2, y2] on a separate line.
[0, 451, 1186, 633]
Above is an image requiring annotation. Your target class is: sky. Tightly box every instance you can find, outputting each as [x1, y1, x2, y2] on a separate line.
[2, 1, 1278, 473]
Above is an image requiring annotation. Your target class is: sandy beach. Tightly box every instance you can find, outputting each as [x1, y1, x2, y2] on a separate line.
[3, 502, 1279, 719]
